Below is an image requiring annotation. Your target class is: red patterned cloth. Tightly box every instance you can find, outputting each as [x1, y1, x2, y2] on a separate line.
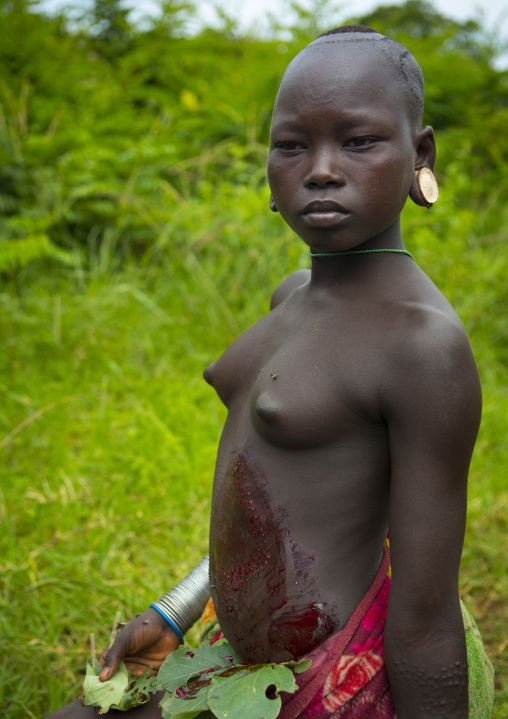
[200, 544, 394, 718]
[279, 544, 394, 718]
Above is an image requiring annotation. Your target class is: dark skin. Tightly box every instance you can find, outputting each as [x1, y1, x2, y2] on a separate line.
[48, 41, 481, 719]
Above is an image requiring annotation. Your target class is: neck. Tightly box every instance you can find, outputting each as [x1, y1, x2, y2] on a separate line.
[307, 223, 412, 288]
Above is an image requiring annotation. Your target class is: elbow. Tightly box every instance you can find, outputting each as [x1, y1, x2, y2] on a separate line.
[385, 590, 465, 650]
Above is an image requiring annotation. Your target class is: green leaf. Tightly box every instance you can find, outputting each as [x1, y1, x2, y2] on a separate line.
[160, 702, 214, 719]
[157, 642, 240, 693]
[157, 640, 310, 719]
[159, 674, 210, 718]
[82, 658, 130, 714]
[285, 658, 312, 674]
[82, 658, 157, 713]
[121, 669, 158, 710]
[207, 663, 298, 719]
[89, 657, 103, 675]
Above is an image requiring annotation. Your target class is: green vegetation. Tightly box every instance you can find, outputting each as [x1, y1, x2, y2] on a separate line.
[0, 1, 507, 716]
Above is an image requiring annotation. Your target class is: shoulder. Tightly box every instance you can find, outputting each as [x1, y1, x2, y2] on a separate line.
[388, 302, 477, 378]
[270, 270, 310, 311]
[380, 301, 482, 432]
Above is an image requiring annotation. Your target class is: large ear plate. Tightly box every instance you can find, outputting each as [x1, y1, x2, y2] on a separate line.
[410, 167, 439, 208]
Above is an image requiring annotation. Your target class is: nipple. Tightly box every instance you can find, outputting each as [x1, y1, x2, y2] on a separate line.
[255, 392, 280, 424]
[203, 361, 216, 386]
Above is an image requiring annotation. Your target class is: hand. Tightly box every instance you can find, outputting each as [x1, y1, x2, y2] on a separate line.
[79, 608, 180, 710]
[99, 607, 180, 680]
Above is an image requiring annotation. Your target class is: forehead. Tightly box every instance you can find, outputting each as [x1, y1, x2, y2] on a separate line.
[273, 42, 411, 126]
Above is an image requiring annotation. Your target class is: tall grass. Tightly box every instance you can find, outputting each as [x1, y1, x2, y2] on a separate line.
[1, 158, 507, 717]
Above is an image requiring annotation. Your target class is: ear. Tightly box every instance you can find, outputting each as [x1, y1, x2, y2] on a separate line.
[409, 126, 438, 207]
[269, 195, 278, 213]
[415, 125, 436, 172]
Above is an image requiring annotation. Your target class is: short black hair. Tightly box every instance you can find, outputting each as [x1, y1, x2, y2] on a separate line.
[297, 25, 425, 126]
[319, 25, 378, 35]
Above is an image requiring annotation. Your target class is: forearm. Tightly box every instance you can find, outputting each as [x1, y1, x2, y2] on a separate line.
[150, 554, 210, 642]
[384, 614, 468, 719]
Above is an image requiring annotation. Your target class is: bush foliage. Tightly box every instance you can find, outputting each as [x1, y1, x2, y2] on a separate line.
[1, 0, 507, 270]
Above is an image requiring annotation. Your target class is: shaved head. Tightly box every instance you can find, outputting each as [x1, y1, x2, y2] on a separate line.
[281, 25, 425, 128]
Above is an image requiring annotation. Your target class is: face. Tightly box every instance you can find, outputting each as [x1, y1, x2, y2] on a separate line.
[267, 43, 420, 253]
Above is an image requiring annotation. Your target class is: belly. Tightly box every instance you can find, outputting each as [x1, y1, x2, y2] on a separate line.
[209, 448, 339, 663]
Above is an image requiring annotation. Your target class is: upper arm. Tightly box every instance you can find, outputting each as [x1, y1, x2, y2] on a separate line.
[270, 270, 310, 311]
[381, 316, 481, 634]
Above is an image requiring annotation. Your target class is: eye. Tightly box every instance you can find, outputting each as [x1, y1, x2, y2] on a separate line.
[344, 136, 378, 148]
[274, 141, 305, 152]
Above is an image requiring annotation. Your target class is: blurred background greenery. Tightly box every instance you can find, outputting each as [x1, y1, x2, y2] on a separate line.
[0, 0, 507, 716]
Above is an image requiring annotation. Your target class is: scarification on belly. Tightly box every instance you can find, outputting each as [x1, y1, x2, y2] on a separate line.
[210, 447, 339, 662]
[217, 456, 273, 591]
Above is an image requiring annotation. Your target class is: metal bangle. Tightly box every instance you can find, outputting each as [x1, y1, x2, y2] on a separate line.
[150, 555, 210, 640]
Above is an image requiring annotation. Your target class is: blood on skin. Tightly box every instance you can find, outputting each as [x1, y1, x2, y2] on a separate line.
[209, 448, 338, 663]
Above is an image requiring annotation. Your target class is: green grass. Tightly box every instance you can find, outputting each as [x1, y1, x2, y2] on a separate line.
[1, 182, 507, 717]
[0, 269, 224, 717]
[0, 191, 302, 717]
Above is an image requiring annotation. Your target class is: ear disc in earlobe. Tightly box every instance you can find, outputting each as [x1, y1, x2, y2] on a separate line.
[269, 196, 278, 213]
[410, 167, 439, 208]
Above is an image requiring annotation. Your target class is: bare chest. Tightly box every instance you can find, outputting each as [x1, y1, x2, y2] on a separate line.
[204, 303, 382, 449]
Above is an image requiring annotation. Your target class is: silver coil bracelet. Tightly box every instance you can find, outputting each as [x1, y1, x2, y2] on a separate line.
[150, 554, 210, 643]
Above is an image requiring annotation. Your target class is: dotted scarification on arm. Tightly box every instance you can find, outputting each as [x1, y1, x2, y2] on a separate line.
[391, 660, 468, 718]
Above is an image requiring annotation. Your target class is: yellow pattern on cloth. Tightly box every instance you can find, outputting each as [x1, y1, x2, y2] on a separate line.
[199, 598, 222, 644]
[200, 598, 216, 629]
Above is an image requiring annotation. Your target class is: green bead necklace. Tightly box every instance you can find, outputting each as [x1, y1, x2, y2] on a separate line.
[310, 248, 414, 261]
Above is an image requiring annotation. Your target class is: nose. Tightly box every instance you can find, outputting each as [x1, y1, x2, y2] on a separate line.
[304, 147, 345, 188]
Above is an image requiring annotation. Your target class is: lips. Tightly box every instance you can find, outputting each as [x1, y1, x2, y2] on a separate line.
[302, 200, 350, 228]
[302, 200, 350, 215]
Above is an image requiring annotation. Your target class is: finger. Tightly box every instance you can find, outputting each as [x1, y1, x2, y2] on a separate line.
[99, 629, 133, 680]
[124, 659, 158, 677]
[100, 644, 123, 681]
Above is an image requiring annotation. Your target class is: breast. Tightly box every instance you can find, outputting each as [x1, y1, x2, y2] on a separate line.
[249, 364, 349, 449]
[201, 314, 277, 408]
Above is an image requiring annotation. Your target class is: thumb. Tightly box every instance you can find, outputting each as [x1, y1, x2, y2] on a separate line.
[99, 643, 123, 681]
